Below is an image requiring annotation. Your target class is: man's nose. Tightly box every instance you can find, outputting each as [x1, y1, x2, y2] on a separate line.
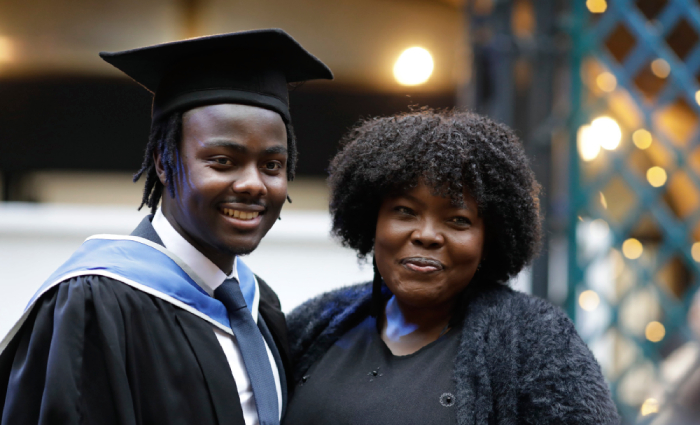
[232, 165, 267, 197]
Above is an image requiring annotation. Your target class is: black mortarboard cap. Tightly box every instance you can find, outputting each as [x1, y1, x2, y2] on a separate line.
[99, 28, 333, 124]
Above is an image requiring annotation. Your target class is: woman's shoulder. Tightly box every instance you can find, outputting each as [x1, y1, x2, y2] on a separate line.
[468, 285, 577, 338]
[287, 281, 373, 326]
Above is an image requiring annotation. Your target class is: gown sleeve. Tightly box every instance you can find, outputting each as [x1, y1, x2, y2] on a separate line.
[0, 276, 136, 425]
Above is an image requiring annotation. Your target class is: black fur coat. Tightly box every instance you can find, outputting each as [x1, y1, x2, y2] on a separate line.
[287, 282, 620, 424]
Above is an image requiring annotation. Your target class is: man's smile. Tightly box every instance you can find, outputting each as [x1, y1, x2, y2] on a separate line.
[220, 208, 261, 220]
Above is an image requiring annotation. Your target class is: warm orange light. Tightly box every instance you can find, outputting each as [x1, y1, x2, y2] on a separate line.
[592, 116, 621, 150]
[646, 166, 667, 187]
[0, 36, 13, 63]
[577, 125, 600, 161]
[641, 398, 659, 416]
[645, 321, 665, 342]
[692, 242, 700, 262]
[633, 129, 652, 150]
[596, 72, 617, 92]
[586, 0, 607, 13]
[622, 238, 643, 259]
[394, 47, 434, 86]
[651, 59, 671, 78]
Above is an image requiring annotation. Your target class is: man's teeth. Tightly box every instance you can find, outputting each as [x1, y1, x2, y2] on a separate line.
[221, 208, 260, 220]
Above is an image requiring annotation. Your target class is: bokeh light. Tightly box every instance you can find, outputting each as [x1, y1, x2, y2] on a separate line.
[394, 47, 434, 86]
[596, 72, 616, 92]
[632, 129, 652, 150]
[0, 36, 13, 63]
[600, 191, 608, 209]
[696, 90, 700, 106]
[592, 116, 621, 150]
[646, 166, 667, 187]
[622, 238, 643, 259]
[645, 321, 665, 342]
[586, 0, 607, 13]
[579, 290, 601, 312]
[577, 124, 600, 161]
[651, 58, 670, 78]
[692, 242, 700, 262]
[640, 398, 659, 416]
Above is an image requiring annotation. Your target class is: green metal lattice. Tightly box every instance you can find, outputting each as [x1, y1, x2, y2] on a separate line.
[569, 0, 700, 422]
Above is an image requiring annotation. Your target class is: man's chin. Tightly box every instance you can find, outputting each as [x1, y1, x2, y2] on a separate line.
[220, 239, 261, 257]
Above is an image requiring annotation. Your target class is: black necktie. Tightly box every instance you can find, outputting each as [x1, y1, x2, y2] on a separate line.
[214, 279, 279, 425]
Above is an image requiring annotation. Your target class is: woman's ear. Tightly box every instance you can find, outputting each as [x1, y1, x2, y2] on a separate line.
[154, 150, 167, 186]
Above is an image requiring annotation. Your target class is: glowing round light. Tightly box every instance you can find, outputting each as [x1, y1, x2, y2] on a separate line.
[641, 398, 659, 416]
[633, 129, 652, 150]
[692, 242, 700, 262]
[646, 166, 667, 187]
[596, 72, 617, 92]
[0, 36, 12, 63]
[645, 321, 665, 342]
[622, 238, 643, 259]
[579, 290, 601, 312]
[393, 47, 434, 86]
[696, 90, 700, 106]
[651, 58, 671, 79]
[577, 124, 600, 161]
[586, 0, 607, 13]
[591, 116, 622, 150]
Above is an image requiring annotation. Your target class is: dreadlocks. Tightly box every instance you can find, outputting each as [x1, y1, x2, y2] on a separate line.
[133, 110, 298, 214]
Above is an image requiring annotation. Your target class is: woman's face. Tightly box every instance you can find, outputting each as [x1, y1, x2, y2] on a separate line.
[374, 182, 485, 310]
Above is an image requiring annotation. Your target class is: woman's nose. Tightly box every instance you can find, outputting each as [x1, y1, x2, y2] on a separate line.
[410, 220, 444, 248]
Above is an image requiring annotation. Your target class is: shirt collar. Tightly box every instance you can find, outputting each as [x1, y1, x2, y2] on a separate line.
[152, 208, 238, 295]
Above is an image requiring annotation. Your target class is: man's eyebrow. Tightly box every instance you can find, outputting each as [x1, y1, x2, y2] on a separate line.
[264, 146, 288, 155]
[202, 140, 287, 156]
[203, 140, 248, 153]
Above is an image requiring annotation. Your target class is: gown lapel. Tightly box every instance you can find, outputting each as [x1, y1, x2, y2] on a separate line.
[176, 310, 246, 424]
[258, 315, 287, 416]
[131, 216, 247, 424]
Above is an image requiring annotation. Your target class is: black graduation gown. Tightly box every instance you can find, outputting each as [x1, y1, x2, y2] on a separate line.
[0, 217, 291, 425]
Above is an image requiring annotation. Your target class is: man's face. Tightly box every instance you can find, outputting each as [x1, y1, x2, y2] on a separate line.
[158, 103, 288, 272]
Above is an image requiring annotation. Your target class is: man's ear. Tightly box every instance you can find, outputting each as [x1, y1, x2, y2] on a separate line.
[154, 149, 167, 186]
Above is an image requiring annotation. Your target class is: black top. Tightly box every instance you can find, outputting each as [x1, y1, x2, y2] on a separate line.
[283, 316, 459, 425]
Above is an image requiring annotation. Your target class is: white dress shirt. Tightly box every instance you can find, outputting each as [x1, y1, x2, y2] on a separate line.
[152, 209, 282, 424]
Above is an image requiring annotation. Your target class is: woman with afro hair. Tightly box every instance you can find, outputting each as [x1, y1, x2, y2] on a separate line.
[282, 110, 619, 425]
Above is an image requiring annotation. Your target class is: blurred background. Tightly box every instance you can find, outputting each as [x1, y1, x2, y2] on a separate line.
[0, 0, 698, 422]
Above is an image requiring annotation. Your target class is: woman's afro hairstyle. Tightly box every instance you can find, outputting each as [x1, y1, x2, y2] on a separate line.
[328, 109, 542, 286]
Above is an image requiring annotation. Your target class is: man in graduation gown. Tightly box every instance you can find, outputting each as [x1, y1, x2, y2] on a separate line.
[0, 29, 332, 425]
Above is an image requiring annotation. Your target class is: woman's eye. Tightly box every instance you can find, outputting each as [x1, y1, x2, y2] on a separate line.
[451, 216, 471, 226]
[394, 206, 414, 215]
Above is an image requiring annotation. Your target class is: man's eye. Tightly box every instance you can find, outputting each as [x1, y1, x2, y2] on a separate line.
[214, 158, 231, 165]
[264, 161, 283, 171]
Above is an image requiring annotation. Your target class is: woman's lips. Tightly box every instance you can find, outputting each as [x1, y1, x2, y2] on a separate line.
[400, 257, 445, 273]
